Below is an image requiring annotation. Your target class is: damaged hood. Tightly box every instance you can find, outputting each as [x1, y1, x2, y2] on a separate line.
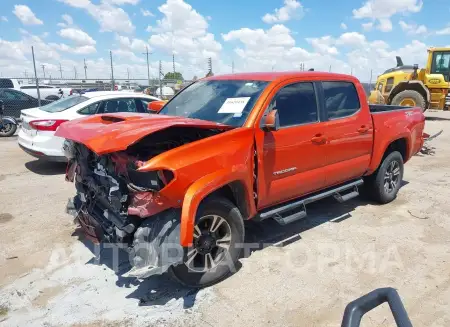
[55, 113, 233, 155]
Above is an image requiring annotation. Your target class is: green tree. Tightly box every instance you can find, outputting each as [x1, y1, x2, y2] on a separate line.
[164, 72, 184, 80]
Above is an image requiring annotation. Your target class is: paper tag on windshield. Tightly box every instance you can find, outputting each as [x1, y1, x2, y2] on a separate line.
[218, 97, 251, 114]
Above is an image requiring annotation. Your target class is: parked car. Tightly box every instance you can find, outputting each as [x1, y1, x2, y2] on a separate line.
[18, 91, 161, 161]
[56, 72, 426, 287]
[0, 88, 52, 118]
[19, 84, 73, 100]
[0, 78, 21, 89]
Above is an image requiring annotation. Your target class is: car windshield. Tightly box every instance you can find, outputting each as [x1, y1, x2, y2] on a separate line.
[159, 80, 269, 127]
[40, 96, 89, 113]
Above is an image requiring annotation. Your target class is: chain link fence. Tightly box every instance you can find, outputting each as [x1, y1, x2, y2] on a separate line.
[0, 46, 199, 118]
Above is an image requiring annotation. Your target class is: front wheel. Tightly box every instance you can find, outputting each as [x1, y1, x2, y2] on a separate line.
[391, 90, 427, 112]
[169, 197, 245, 288]
[0, 122, 17, 137]
[365, 151, 404, 204]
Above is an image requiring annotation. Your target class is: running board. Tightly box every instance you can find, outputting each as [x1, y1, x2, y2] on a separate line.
[258, 179, 363, 225]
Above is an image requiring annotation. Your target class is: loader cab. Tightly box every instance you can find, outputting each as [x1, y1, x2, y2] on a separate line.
[429, 50, 450, 82]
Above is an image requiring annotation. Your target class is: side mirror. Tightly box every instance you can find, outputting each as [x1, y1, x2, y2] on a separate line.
[262, 109, 280, 131]
[148, 100, 166, 113]
[0, 100, 4, 116]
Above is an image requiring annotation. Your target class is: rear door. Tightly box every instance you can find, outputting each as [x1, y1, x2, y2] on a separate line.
[255, 80, 327, 209]
[321, 81, 373, 186]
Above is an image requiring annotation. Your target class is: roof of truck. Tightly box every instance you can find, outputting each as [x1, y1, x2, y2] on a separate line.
[203, 71, 359, 82]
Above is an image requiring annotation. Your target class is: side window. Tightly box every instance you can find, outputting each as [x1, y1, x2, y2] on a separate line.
[3, 90, 29, 101]
[385, 77, 394, 92]
[432, 51, 450, 81]
[269, 82, 318, 128]
[78, 102, 101, 115]
[103, 98, 138, 113]
[139, 99, 155, 111]
[0, 79, 14, 88]
[377, 81, 384, 92]
[323, 81, 360, 120]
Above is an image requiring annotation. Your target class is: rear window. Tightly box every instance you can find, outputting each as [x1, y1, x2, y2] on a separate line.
[40, 96, 88, 113]
[0, 79, 14, 88]
[323, 81, 361, 120]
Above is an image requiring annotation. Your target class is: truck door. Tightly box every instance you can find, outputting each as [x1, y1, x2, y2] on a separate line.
[255, 80, 327, 209]
[321, 81, 373, 186]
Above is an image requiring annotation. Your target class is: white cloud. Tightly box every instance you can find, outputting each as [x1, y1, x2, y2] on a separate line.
[13, 5, 43, 25]
[436, 25, 450, 35]
[58, 28, 96, 46]
[341, 23, 348, 30]
[377, 18, 393, 32]
[116, 35, 150, 52]
[362, 22, 374, 31]
[60, 0, 135, 33]
[140, 8, 154, 17]
[306, 36, 338, 55]
[50, 43, 97, 54]
[399, 20, 427, 35]
[148, 0, 222, 74]
[353, 0, 423, 19]
[353, 0, 422, 33]
[262, 0, 303, 24]
[62, 14, 73, 25]
[336, 32, 367, 47]
[1, 16, 8, 22]
[103, 0, 140, 4]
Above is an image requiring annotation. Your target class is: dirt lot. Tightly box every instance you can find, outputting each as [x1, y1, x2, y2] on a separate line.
[1, 111, 450, 327]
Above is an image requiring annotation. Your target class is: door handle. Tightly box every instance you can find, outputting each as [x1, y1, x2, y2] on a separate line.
[357, 125, 369, 133]
[311, 134, 326, 145]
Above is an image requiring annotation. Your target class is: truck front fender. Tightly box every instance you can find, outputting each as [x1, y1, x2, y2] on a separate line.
[180, 168, 255, 247]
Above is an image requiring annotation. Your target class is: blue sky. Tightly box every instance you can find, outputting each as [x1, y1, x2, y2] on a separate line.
[0, 0, 449, 81]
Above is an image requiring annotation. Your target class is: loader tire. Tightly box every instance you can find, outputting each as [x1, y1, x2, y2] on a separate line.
[365, 151, 404, 204]
[169, 196, 245, 288]
[391, 90, 427, 112]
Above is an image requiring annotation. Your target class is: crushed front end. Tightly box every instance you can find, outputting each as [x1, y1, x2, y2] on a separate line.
[63, 140, 183, 278]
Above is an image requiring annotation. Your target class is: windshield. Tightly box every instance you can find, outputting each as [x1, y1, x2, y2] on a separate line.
[159, 80, 269, 127]
[40, 96, 88, 113]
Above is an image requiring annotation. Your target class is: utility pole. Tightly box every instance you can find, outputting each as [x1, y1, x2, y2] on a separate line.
[159, 60, 163, 98]
[329, 65, 332, 72]
[127, 68, 130, 80]
[41, 64, 46, 78]
[207, 57, 213, 76]
[369, 69, 373, 91]
[83, 59, 88, 80]
[172, 53, 176, 75]
[74, 66, 77, 79]
[351, 67, 353, 76]
[232, 61, 234, 74]
[31, 46, 41, 107]
[142, 46, 152, 87]
[110, 50, 115, 90]
[23, 70, 28, 78]
[59, 63, 63, 79]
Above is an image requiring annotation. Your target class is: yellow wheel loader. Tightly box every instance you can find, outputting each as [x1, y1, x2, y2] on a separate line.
[369, 47, 450, 112]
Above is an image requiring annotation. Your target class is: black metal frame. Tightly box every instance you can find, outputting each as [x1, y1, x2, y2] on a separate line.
[341, 288, 413, 327]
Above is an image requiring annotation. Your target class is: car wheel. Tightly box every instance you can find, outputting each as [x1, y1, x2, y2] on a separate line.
[0, 122, 17, 137]
[365, 151, 404, 204]
[169, 197, 245, 288]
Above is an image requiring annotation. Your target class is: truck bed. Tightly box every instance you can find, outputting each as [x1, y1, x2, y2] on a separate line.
[369, 104, 413, 113]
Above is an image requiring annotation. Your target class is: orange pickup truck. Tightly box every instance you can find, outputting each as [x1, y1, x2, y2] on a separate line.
[57, 72, 426, 287]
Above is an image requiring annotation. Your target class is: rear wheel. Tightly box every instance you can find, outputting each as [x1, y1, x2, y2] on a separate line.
[0, 122, 17, 137]
[391, 90, 427, 112]
[364, 151, 404, 204]
[169, 197, 245, 288]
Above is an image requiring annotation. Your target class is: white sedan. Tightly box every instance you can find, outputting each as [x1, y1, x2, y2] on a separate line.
[18, 91, 161, 161]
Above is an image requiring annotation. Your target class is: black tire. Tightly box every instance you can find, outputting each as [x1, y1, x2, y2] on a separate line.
[45, 95, 60, 101]
[169, 197, 245, 288]
[0, 122, 17, 137]
[391, 90, 427, 112]
[364, 151, 404, 204]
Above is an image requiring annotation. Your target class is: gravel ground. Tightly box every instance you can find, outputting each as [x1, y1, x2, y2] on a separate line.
[1, 111, 450, 327]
